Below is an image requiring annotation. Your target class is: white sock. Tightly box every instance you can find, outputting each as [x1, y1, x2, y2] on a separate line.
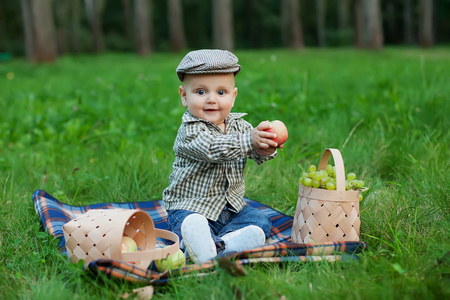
[221, 225, 266, 253]
[181, 214, 217, 264]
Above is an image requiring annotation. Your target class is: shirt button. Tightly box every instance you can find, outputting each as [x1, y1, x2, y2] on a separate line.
[227, 167, 232, 174]
[247, 150, 252, 156]
[226, 191, 230, 196]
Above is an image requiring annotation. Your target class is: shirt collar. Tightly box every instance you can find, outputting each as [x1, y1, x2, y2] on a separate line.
[182, 110, 247, 124]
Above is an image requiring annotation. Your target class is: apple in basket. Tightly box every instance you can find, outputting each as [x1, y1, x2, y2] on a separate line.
[121, 236, 138, 252]
[264, 120, 288, 147]
[155, 247, 186, 272]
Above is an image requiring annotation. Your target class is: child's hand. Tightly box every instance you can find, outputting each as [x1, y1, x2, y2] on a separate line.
[252, 121, 278, 155]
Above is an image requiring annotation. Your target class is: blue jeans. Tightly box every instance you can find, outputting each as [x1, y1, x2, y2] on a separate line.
[167, 205, 272, 253]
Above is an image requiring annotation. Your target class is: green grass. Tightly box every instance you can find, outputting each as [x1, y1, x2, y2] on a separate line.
[1, 48, 449, 299]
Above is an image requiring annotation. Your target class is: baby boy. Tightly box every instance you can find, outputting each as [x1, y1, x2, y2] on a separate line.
[162, 49, 281, 263]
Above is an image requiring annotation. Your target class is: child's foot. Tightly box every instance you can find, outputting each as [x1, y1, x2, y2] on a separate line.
[221, 225, 266, 253]
[181, 214, 217, 264]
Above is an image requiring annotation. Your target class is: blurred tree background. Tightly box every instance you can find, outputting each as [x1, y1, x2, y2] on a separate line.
[0, 0, 447, 63]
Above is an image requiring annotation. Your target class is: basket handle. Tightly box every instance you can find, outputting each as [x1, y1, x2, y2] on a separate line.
[121, 229, 180, 262]
[318, 148, 346, 191]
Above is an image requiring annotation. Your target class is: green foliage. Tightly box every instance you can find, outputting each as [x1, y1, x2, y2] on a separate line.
[0, 48, 449, 299]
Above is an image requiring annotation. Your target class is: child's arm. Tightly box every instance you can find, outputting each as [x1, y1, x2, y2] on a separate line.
[252, 121, 279, 156]
[175, 122, 254, 163]
[175, 120, 277, 164]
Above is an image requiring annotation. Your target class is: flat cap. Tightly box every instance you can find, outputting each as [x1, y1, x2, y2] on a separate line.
[176, 49, 241, 81]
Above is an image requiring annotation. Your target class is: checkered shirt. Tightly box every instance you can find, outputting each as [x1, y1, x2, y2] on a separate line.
[162, 110, 276, 221]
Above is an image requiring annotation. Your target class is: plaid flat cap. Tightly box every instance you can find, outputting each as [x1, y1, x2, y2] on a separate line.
[176, 49, 241, 81]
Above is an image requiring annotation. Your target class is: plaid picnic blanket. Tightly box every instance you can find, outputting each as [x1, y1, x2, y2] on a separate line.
[32, 189, 367, 284]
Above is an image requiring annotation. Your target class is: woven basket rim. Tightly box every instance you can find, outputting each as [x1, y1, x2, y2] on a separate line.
[298, 184, 359, 202]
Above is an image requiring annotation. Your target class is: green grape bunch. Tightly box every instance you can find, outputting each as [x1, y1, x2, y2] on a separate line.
[299, 164, 368, 201]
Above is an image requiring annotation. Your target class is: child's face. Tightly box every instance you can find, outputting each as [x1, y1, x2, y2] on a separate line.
[179, 73, 238, 128]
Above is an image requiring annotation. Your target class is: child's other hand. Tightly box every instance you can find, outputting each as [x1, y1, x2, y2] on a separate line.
[252, 121, 278, 155]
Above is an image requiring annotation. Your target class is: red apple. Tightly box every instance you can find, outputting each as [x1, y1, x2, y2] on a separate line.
[264, 120, 288, 146]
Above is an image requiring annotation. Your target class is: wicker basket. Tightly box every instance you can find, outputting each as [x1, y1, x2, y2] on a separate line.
[291, 148, 360, 243]
[63, 209, 179, 269]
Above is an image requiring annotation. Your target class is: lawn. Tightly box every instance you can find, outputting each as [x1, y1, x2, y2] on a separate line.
[0, 48, 449, 299]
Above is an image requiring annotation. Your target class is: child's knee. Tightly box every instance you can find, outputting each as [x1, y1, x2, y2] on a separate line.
[243, 207, 272, 237]
[258, 215, 272, 237]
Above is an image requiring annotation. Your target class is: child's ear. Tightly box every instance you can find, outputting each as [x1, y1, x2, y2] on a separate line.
[179, 85, 187, 107]
[231, 87, 238, 107]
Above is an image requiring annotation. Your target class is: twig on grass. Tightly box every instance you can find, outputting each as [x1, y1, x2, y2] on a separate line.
[341, 119, 364, 149]
[217, 256, 247, 276]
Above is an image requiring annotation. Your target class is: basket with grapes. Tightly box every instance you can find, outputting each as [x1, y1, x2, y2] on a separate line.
[291, 148, 366, 243]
